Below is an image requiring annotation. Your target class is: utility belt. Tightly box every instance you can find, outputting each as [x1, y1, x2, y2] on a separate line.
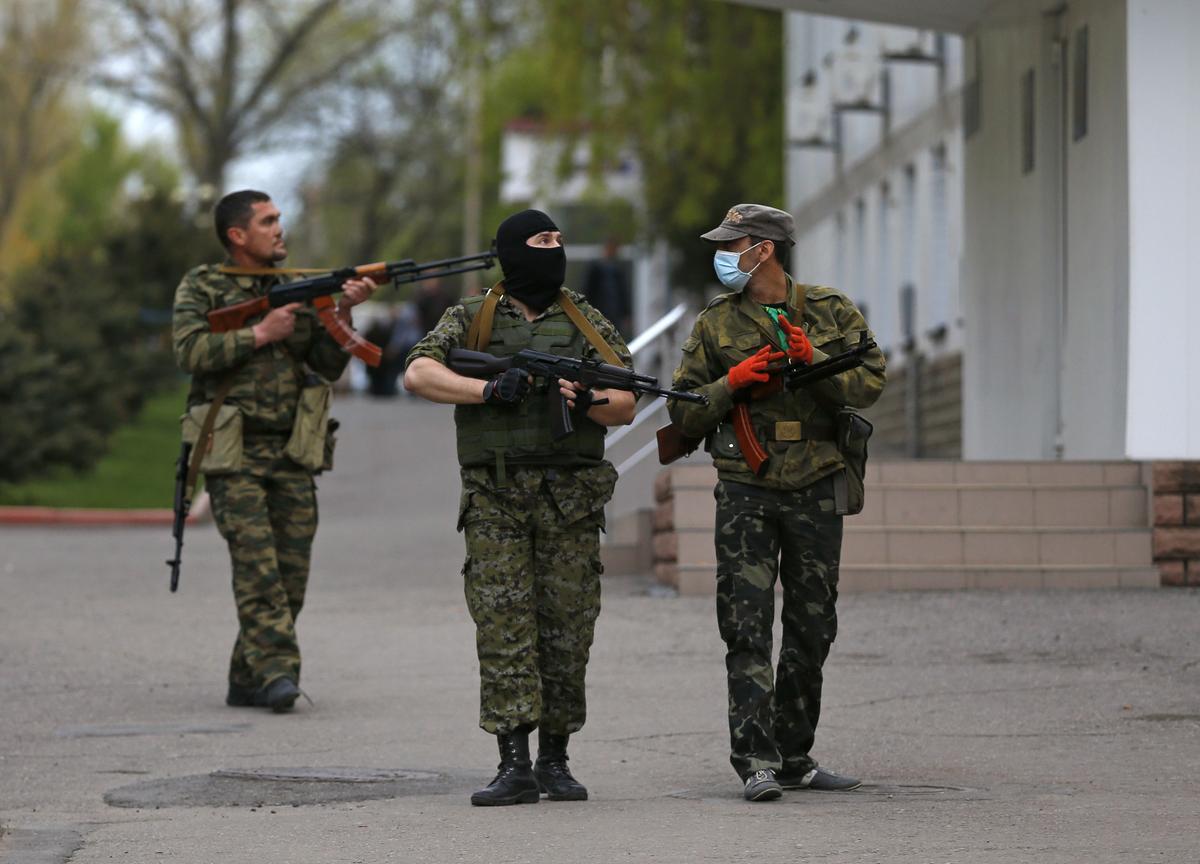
[181, 375, 337, 482]
[756, 419, 837, 442]
[710, 410, 872, 517]
[463, 451, 602, 486]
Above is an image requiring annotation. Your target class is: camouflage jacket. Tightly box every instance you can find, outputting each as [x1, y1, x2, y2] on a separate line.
[172, 263, 351, 434]
[668, 278, 886, 491]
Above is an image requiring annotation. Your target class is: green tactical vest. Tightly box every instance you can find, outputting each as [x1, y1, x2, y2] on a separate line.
[454, 295, 608, 474]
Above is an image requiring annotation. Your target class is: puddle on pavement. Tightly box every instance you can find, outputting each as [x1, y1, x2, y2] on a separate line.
[104, 766, 454, 808]
[57, 722, 252, 738]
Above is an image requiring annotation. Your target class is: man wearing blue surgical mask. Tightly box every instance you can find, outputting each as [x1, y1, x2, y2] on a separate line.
[667, 204, 886, 802]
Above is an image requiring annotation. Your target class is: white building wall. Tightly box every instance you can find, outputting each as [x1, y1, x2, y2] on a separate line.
[961, 0, 1132, 459]
[960, 14, 1065, 459]
[785, 12, 963, 362]
[1126, 0, 1200, 458]
[1061, 0, 1130, 458]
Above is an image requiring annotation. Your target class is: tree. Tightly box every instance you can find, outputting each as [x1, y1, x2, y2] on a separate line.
[0, 110, 211, 483]
[93, 0, 405, 190]
[291, 0, 526, 281]
[0, 0, 89, 276]
[524, 0, 785, 288]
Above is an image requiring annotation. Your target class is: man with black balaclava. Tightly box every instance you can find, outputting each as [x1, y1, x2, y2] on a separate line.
[404, 210, 635, 807]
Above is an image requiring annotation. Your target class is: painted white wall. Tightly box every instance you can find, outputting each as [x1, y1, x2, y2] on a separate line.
[1125, 0, 1200, 458]
[1060, 0, 1130, 458]
[785, 12, 964, 365]
[961, 11, 1072, 458]
[961, 0, 1148, 459]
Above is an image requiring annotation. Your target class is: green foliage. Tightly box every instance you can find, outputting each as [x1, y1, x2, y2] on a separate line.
[0, 111, 210, 484]
[525, 0, 785, 288]
[0, 382, 188, 507]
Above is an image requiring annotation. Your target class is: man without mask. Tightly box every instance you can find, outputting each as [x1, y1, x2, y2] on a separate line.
[495, 209, 567, 311]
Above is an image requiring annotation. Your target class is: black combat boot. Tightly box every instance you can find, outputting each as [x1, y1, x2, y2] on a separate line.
[226, 681, 257, 707]
[253, 677, 299, 713]
[470, 731, 540, 806]
[533, 730, 588, 801]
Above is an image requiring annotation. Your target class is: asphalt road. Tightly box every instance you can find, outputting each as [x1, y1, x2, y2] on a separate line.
[1, 396, 1198, 863]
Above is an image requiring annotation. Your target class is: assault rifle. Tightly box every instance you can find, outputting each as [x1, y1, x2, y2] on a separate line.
[166, 441, 193, 592]
[656, 331, 878, 474]
[206, 249, 497, 367]
[446, 347, 709, 441]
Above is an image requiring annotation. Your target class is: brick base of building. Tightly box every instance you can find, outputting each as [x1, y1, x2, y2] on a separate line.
[1152, 462, 1200, 586]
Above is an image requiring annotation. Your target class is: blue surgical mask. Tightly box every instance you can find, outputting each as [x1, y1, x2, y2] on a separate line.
[713, 241, 765, 290]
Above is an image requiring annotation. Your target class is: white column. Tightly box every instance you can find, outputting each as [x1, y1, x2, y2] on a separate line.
[1125, 0, 1200, 457]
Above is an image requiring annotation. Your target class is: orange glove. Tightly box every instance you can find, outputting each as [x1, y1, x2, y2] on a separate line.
[728, 345, 786, 391]
[778, 313, 813, 365]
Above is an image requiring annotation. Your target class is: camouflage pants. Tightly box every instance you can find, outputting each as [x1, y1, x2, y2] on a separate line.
[459, 464, 613, 736]
[207, 438, 317, 690]
[714, 474, 842, 780]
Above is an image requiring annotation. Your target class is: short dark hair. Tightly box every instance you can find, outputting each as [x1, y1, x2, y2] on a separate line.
[750, 235, 792, 272]
[214, 190, 271, 249]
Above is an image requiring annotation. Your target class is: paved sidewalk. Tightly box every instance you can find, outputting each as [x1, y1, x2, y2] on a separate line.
[1, 397, 1198, 863]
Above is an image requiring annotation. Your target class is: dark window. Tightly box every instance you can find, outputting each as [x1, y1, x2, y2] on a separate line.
[1021, 67, 1035, 174]
[900, 283, 916, 352]
[964, 38, 982, 138]
[1073, 26, 1089, 141]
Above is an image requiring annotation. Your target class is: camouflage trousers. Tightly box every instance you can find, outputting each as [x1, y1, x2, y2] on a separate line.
[207, 437, 317, 690]
[458, 464, 614, 736]
[714, 474, 843, 780]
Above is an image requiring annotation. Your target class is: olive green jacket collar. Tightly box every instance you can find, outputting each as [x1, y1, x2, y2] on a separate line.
[735, 275, 805, 343]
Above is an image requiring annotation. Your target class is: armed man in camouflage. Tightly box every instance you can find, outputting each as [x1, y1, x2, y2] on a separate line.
[172, 190, 377, 712]
[668, 204, 886, 801]
[404, 209, 635, 806]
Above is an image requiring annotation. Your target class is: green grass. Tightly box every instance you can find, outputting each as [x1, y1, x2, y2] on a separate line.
[0, 383, 192, 509]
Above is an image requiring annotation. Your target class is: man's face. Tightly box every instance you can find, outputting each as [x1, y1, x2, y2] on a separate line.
[716, 236, 770, 273]
[525, 229, 564, 249]
[228, 200, 287, 263]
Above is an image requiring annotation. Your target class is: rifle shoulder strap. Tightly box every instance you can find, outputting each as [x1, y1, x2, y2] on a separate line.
[466, 282, 505, 350]
[558, 292, 624, 368]
[466, 283, 624, 369]
[217, 265, 331, 276]
[184, 372, 239, 498]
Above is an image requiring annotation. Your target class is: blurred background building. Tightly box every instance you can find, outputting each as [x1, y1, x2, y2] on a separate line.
[752, 0, 1200, 463]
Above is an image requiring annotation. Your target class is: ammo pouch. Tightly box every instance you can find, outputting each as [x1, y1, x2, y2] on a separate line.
[181, 403, 243, 475]
[285, 378, 333, 472]
[833, 409, 872, 516]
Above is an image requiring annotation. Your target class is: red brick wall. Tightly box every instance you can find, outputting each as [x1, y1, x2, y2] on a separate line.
[1153, 462, 1200, 586]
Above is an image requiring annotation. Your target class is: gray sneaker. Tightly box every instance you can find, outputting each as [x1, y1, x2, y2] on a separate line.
[743, 768, 783, 801]
[778, 766, 861, 791]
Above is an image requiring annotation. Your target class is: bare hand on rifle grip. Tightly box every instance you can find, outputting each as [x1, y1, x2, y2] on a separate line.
[252, 302, 303, 347]
[727, 345, 785, 391]
[336, 277, 378, 322]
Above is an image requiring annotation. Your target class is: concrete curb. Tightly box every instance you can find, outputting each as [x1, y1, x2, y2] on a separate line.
[0, 492, 212, 527]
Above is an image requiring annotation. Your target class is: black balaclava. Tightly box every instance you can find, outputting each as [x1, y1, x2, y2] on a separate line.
[495, 209, 566, 311]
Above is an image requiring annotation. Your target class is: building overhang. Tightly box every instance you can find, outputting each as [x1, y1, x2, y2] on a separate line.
[730, 0, 997, 34]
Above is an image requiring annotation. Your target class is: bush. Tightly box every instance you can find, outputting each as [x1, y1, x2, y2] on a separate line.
[0, 189, 209, 483]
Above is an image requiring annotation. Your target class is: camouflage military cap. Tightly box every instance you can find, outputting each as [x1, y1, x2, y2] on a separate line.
[701, 204, 795, 246]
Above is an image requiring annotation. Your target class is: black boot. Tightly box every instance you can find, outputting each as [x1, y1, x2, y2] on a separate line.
[534, 730, 588, 801]
[253, 677, 299, 713]
[470, 731, 540, 806]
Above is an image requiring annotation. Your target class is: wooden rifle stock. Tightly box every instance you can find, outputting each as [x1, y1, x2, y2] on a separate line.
[655, 423, 702, 465]
[207, 296, 270, 333]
